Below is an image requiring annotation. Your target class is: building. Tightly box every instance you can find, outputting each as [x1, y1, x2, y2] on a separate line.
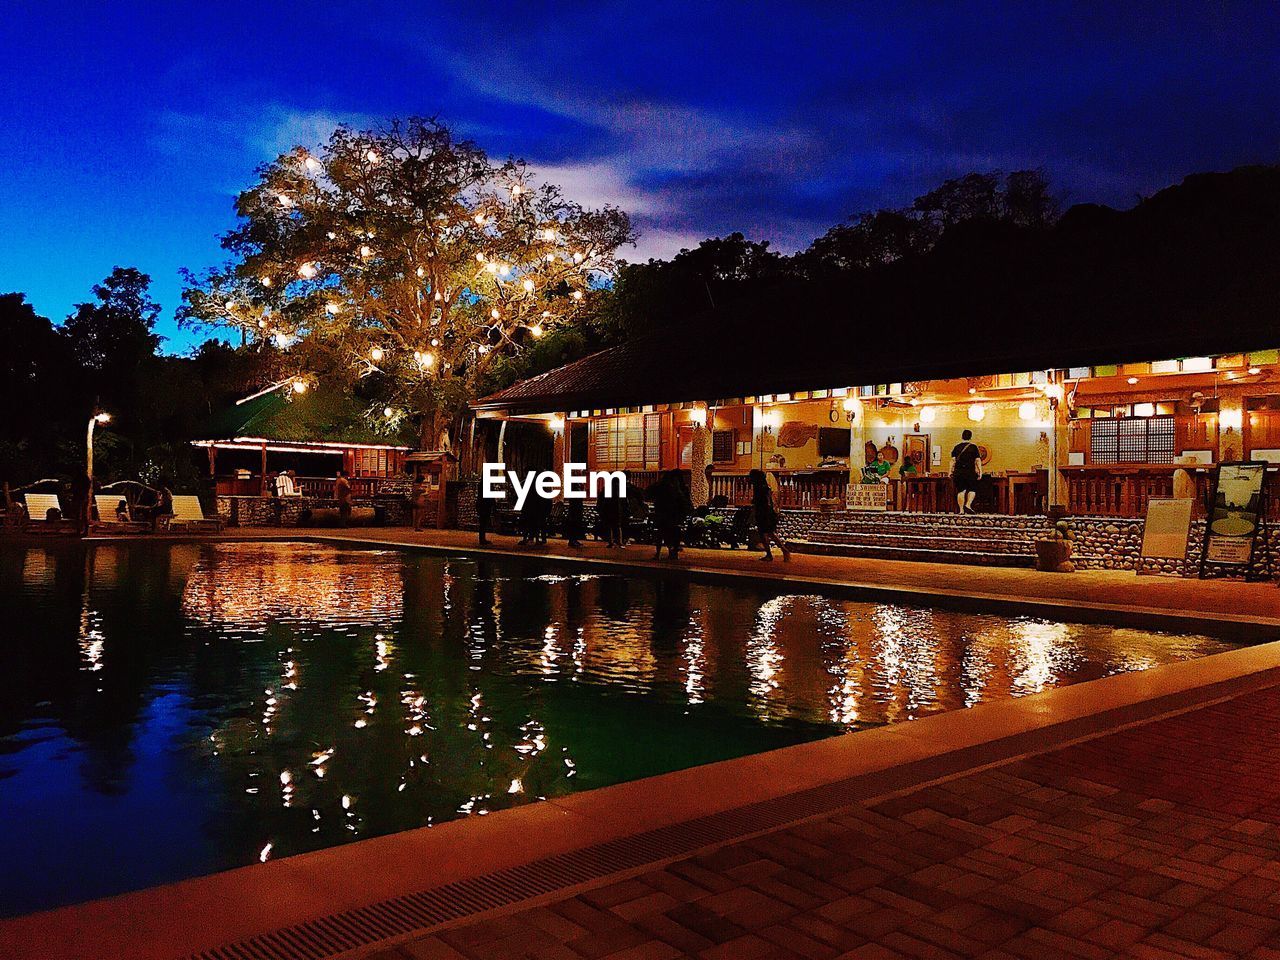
[469, 168, 1280, 572]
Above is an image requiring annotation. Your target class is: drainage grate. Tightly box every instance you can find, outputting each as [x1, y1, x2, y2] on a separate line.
[187, 770, 889, 960]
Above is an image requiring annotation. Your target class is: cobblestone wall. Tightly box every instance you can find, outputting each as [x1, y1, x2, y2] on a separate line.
[216, 495, 409, 527]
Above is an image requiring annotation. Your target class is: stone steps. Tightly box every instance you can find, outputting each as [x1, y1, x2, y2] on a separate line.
[790, 540, 1037, 567]
[789, 509, 1046, 568]
[810, 530, 1034, 555]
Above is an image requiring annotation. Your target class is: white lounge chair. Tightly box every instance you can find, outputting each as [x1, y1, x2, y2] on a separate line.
[93, 494, 149, 534]
[22, 493, 76, 532]
[165, 495, 223, 532]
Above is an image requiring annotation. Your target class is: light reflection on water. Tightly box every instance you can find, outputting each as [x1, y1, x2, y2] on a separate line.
[0, 540, 1241, 915]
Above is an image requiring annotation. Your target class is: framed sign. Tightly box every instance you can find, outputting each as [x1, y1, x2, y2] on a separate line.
[1139, 498, 1193, 566]
[846, 483, 889, 511]
[1200, 461, 1267, 574]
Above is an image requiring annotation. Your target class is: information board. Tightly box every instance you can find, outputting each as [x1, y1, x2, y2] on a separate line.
[1139, 498, 1193, 561]
[1201, 461, 1267, 570]
[846, 483, 889, 511]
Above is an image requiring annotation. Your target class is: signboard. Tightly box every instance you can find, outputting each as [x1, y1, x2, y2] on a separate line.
[1201, 461, 1267, 572]
[846, 483, 889, 511]
[1140, 498, 1193, 561]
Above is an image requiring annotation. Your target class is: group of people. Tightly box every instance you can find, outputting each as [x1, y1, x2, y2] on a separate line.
[476, 466, 792, 563]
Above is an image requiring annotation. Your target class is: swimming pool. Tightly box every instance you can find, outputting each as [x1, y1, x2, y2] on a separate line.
[0, 540, 1241, 914]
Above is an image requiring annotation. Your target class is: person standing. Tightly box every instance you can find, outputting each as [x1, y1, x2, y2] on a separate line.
[410, 474, 429, 531]
[334, 469, 352, 527]
[475, 478, 492, 545]
[650, 470, 691, 560]
[951, 429, 982, 514]
[598, 482, 624, 547]
[565, 496, 585, 548]
[749, 469, 791, 561]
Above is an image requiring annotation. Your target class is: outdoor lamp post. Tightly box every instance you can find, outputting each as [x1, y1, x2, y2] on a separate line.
[87, 410, 111, 484]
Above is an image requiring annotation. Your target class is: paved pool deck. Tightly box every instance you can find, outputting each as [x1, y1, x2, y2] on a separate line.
[373, 669, 1280, 960]
[300, 527, 1280, 636]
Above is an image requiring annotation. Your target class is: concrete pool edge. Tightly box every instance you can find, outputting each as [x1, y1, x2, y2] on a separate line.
[66, 529, 1280, 638]
[308, 532, 1280, 639]
[3, 641, 1279, 960]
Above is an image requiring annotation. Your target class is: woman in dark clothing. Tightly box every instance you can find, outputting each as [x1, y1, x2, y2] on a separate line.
[598, 482, 625, 547]
[650, 470, 692, 560]
[749, 469, 791, 562]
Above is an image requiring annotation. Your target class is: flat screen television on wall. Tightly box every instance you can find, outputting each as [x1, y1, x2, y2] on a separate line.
[818, 427, 851, 458]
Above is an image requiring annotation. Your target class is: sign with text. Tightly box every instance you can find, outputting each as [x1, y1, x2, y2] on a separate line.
[846, 483, 889, 511]
[1201, 461, 1267, 570]
[1140, 498, 1193, 560]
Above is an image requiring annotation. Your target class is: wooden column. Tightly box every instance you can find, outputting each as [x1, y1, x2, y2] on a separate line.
[259, 443, 267, 496]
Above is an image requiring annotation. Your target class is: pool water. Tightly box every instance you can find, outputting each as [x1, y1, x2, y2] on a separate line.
[0, 541, 1240, 914]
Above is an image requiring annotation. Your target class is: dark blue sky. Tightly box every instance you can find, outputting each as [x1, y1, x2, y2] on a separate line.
[3, 1, 1278, 350]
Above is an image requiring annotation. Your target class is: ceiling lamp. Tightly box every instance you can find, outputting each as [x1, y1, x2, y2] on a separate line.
[920, 405, 937, 424]
[967, 403, 986, 422]
[1018, 401, 1036, 421]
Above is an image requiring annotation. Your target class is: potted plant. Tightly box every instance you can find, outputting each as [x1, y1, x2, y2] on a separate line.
[1035, 519, 1076, 572]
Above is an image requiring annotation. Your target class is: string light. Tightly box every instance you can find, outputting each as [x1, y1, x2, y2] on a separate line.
[292, 379, 308, 394]
[416, 266, 425, 277]
[529, 323, 544, 338]
[542, 228, 556, 241]
[384, 406, 395, 418]
[360, 245, 373, 259]
[522, 279, 535, 292]
[325, 303, 340, 315]
[260, 276, 272, 287]
[511, 185, 522, 197]
[365, 149, 380, 163]
[369, 346, 384, 363]
[571, 290, 583, 300]
[490, 308, 500, 320]
[304, 156, 321, 172]
[298, 262, 317, 279]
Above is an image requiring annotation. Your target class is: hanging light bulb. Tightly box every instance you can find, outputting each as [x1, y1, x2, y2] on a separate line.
[511, 185, 522, 197]
[419, 351, 436, 369]
[573, 252, 584, 263]
[571, 290, 583, 300]
[430, 338, 439, 347]
[522, 278, 535, 292]
[498, 263, 511, 276]
[365, 149, 380, 163]
[920, 405, 937, 424]
[298, 262, 317, 279]
[529, 323, 544, 338]
[968, 403, 986, 422]
[260, 276, 272, 287]
[490, 308, 500, 320]
[325, 302, 340, 315]
[475, 252, 487, 263]
[474, 213, 486, 225]
[291, 379, 308, 394]
[416, 266, 425, 278]
[360, 245, 373, 259]
[1018, 401, 1036, 421]
[369, 346, 384, 363]
[383, 406, 395, 419]
[542, 228, 556, 242]
[304, 156, 321, 172]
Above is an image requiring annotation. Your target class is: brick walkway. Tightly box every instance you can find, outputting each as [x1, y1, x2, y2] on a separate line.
[372, 683, 1280, 960]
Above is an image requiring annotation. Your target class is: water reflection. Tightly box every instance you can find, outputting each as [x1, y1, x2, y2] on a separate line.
[0, 540, 1240, 915]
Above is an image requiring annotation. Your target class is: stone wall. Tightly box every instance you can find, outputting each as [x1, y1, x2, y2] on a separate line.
[217, 495, 410, 527]
[778, 507, 1278, 580]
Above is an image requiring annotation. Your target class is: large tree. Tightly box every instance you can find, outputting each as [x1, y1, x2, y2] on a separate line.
[180, 117, 633, 447]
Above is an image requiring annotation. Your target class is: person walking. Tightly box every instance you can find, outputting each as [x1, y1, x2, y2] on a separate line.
[410, 474, 429, 531]
[951, 429, 982, 514]
[334, 469, 352, 526]
[749, 469, 791, 562]
[650, 470, 692, 561]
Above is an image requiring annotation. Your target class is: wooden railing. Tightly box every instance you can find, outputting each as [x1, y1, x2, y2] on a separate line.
[706, 471, 849, 508]
[1062, 465, 1280, 518]
[218, 475, 412, 499]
